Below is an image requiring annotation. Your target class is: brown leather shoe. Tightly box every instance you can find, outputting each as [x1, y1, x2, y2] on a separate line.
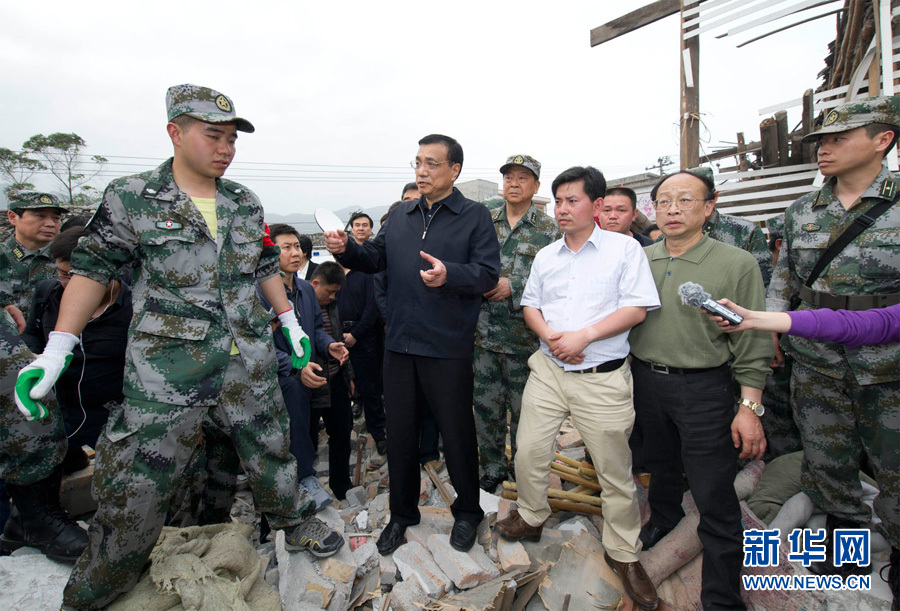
[604, 552, 658, 610]
[494, 509, 543, 542]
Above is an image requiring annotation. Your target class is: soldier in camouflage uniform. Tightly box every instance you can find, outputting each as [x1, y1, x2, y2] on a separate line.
[0, 310, 88, 563]
[15, 84, 342, 609]
[757, 213, 802, 459]
[474, 155, 560, 491]
[0, 191, 66, 320]
[687, 167, 774, 287]
[767, 95, 899, 580]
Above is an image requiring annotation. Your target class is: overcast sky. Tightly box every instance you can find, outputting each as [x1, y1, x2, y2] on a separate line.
[1, 1, 835, 216]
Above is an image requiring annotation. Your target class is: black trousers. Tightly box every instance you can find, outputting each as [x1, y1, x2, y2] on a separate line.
[632, 361, 745, 611]
[278, 374, 316, 480]
[309, 374, 353, 500]
[349, 341, 386, 443]
[383, 351, 483, 525]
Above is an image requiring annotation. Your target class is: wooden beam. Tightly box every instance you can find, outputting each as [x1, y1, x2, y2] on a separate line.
[590, 0, 680, 47]
[681, 1, 701, 169]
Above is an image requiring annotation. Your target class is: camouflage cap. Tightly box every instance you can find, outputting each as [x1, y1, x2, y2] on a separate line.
[166, 84, 255, 133]
[500, 154, 541, 180]
[686, 166, 716, 187]
[765, 214, 784, 240]
[7, 191, 68, 213]
[802, 95, 900, 142]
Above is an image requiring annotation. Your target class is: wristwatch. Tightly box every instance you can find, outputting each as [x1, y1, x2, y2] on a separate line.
[739, 397, 765, 417]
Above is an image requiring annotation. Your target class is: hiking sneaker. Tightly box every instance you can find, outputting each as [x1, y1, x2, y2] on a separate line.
[284, 516, 344, 557]
[300, 476, 334, 512]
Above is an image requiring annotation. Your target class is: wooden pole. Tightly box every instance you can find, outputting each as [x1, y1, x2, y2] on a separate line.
[502, 481, 603, 507]
[680, 1, 700, 169]
[774, 111, 790, 166]
[500, 490, 604, 517]
[801, 89, 816, 163]
[736, 132, 749, 172]
[550, 462, 603, 492]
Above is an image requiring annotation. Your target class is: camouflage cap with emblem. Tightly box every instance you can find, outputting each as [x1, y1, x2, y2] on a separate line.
[7, 191, 68, 213]
[500, 154, 541, 180]
[166, 84, 255, 133]
[802, 95, 900, 142]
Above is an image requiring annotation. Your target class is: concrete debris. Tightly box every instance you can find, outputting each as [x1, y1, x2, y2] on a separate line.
[392, 540, 452, 598]
[497, 539, 531, 573]
[539, 531, 621, 611]
[425, 534, 500, 590]
[0, 552, 73, 610]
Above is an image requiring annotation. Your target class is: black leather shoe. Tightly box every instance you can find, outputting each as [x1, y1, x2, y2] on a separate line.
[479, 473, 505, 492]
[376, 439, 388, 456]
[376, 521, 407, 556]
[639, 522, 671, 550]
[450, 519, 478, 552]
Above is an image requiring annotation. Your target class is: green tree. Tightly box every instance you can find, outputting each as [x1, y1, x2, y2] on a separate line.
[22, 133, 107, 206]
[0, 147, 45, 198]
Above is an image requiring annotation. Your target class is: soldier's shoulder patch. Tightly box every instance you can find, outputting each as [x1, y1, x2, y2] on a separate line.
[880, 178, 897, 199]
[156, 220, 183, 230]
[823, 110, 839, 126]
[802, 223, 821, 232]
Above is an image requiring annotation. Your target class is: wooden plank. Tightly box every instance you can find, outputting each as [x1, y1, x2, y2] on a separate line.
[760, 119, 780, 168]
[683, 0, 736, 18]
[736, 6, 845, 47]
[719, 162, 818, 179]
[717, 199, 806, 214]
[718, 185, 817, 204]
[717, 170, 819, 191]
[682, 0, 757, 28]
[759, 84, 849, 115]
[717, 0, 840, 38]
[590, 0, 680, 47]
[684, 0, 786, 38]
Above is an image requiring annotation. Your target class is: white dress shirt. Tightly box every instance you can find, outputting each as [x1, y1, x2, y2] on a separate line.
[521, 225, 660, 370]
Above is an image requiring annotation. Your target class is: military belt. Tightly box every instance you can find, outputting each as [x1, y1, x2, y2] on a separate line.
[798, 286, 900, 311]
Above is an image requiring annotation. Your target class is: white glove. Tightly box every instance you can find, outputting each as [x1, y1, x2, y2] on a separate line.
[277, 309, 311, 369]
[15, 331, 79, 421]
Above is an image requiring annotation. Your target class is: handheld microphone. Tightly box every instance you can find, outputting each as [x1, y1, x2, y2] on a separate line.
[678, 282, 744, 326]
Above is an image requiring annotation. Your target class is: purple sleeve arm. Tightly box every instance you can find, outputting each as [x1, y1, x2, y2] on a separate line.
[786, 305, 900, 348]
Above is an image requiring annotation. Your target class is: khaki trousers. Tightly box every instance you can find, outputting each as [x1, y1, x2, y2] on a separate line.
[515, 350, 642, 562]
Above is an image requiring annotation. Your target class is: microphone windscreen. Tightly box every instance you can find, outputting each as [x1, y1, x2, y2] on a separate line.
[678, 282, 710, 308]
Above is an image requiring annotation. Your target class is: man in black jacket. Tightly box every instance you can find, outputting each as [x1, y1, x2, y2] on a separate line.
[325, 134, 500, 555]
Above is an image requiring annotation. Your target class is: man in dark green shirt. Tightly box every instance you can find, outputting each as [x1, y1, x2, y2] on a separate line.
[629, 170, 771, 610]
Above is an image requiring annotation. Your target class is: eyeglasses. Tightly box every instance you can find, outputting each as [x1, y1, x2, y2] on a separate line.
[410, 160, 451, 171]
[57, 269, 74, 280]
[651, 197, 710, 211]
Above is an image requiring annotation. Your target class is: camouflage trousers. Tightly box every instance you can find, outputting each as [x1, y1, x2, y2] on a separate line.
[473, 346, 531, 478]
[762, 355, 802, 460]
[63, 355, 313, 610]
[792, 360, 899, 547]
[0, 315, 66, 485]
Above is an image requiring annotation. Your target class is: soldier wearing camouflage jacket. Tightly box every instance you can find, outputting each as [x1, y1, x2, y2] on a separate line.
[474, 155, 560, 489]
[15, 85, 341, 609]
[704, 208, 773, 288]
[0, 311, 66, 486]
[766, 95, 900, 577]
[0, 191, 66, 320]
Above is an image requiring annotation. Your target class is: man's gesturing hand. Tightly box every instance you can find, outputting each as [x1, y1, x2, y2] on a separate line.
[324, 230, 349, 254]
[419, 251, 447, 287]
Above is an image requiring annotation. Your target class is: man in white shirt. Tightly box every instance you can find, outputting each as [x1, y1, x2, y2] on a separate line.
[494, 166, 660, 610]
